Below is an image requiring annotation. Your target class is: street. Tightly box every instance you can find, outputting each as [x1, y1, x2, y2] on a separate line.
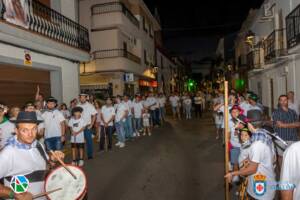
[83, 114, 225, 200]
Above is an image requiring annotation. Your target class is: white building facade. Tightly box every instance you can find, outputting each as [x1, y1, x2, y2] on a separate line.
[79, 0, 161, 97]
[235, 0, 300, 114]
[0, 0, 90, 106]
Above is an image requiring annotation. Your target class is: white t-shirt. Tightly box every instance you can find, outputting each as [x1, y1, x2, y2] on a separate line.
[96, 109, 102, 124]
[0, 138, 47, 200]
[77, 102, 97, 125]
[219, 105, 232, 129]
[169, 96, 179, 107]
[229, 119, 241, 148]
[0, 120, 15, 150]
[158, 97, 166, 107]
[183, 98, 192, 106]
[68, 117, 86, 143]
[247, 141, 276, 200]
[133, 101, 144, 118]
[115, 103, 128, 122]
[280, 141, 300, 200]
[194, 96, 203, 105]
[242, 103, 263, 116]
[146, 97, 158, 110]
[142, 113, 150, 126]
[238, 144, 251, 168]
[41, 109, 65, 139]
[61, 110, 71, 120]
[101, 105, 115, 126]
[123, 100, 133, 116]
[288, 100, 300, 117]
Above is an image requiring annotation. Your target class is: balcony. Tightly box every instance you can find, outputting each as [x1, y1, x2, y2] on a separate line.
[247, 49, 262, 69]
[264, 29, 287, 63]
[0, 0, 90, 52]
[93, 49, 141, 64]
[91, 2, 139, 28]
[286, 5, 300, 49]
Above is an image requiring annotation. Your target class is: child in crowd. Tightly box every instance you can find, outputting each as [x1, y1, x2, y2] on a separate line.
[94, 100, 102, 142]
[183, 95, 192, 119]
[60, 103, 71, 121]
[142, 109, 151, 136]
[238, 128, 252, 169]
[68, 106, 87, 167]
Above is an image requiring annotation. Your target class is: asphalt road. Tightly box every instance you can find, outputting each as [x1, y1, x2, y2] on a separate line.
[83, 114, 225, 200]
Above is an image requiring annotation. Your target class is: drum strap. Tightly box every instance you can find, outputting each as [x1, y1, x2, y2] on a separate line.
[3, 170, 48, 183]
[36, 142, 49, 164]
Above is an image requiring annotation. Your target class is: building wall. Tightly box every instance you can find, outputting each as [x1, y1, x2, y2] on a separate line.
[0, 43, 80, 105]
[235, 0, 300, 114]
[79, 0, 160, 95]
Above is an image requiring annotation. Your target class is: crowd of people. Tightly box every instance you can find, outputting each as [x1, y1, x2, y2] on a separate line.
[0, 87, 209, 199]
[0, 86, 209, 166]
[212, 89, 300, 199]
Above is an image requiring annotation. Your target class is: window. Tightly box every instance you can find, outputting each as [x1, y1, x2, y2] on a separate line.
[160, 56, 164, 69]
[143, 17, 148, 33]
[144, 50, 148, 65]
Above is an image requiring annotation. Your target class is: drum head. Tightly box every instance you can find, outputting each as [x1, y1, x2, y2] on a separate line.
[45, 165, 87, 200]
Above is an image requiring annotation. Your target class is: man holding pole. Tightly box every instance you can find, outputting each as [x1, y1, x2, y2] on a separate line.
[225, 110, 276, 200]
[0, 111, 64, 200]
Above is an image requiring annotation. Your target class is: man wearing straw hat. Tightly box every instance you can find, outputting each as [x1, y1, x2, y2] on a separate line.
[0, 111, 64, 200]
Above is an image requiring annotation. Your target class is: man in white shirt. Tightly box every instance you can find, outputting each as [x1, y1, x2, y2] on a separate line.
[77, 93, 97, 159]
[114, 96, 128, 148]
[123, 95, 134, 139]
[225, 110, 276, 200]
[0, 103, 15, 150]
[158, 93, 167, 122]
[280, 141, 300, 200]
[41, 97, 65, 151]
[132, 95, 143, 136]
[0, 111, 64, 200]
[146, 92, 159, 126]
[243, 94, 263, 116]
[194, 92, 203, 118]
[100, 98, 115, 152]
[287, 91, 300, 117]
[169, 93, 180, 120]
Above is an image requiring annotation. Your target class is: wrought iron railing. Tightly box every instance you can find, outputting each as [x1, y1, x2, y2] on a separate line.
[91, 2, 139, 28]
[93, 49, 141, 64]
[264, 29, 287, 63]
[247, 49, 262, 69]
[286, 4, 300, 49]
[0, 0, 90, 51]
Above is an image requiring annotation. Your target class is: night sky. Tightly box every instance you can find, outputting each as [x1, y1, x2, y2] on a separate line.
[144, 0, 264, 61]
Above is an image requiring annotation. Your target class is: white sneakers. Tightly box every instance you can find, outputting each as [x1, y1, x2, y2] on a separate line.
[115, 142, 125, 148]
[136, 132, 140, 137]
[119, 143, 125, 148]
[78, 160, 84, 167]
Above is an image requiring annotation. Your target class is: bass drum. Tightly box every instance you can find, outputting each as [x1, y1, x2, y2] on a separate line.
[44, 165, 87, 200]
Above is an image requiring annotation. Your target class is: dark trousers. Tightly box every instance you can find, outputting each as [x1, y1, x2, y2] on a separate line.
[154, 108, 161, 126]
[195, 104, 202, 118]
[100, 126, 113, 150]
[84, 128, 94, 158]
[150, 110, 156, 126]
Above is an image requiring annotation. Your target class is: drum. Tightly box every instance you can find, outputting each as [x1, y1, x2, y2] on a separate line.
[44, 165, 87, 200]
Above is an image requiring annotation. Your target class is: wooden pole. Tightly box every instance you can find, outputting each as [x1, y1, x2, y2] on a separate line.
[224, 81, 230, 200]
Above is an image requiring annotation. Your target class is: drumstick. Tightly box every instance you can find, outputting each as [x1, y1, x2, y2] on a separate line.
[50, 150, 77, 179]
[33, 188, 62, 199]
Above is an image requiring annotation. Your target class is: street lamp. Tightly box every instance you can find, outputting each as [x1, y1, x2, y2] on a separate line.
[245, 30, 255, 46]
